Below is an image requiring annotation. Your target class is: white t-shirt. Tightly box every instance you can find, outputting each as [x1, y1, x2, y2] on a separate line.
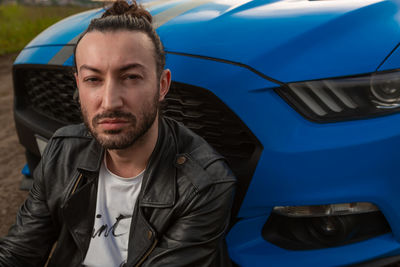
[83, 160, 144, 267]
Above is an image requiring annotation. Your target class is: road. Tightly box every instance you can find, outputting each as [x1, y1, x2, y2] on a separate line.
[0, 53, 29, 236]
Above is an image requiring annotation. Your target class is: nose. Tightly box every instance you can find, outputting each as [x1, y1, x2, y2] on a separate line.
[101, 77, 123, 110]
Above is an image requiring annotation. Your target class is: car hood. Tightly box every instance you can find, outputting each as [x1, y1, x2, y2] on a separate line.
[24, 0, 400, 83]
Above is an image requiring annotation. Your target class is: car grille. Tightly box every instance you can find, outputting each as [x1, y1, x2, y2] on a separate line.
[164, 82, 258, 162]
[14, 65, 262, 215]
[19, 67, 82, 124]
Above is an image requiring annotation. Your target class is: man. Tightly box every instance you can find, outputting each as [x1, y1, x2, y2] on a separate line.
[0, 1, 236, 266]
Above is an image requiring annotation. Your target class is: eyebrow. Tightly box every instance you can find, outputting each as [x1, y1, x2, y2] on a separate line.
[79, 64, 101, 73]
[78, 63, 146, 73]
[119, 63, 146, 72]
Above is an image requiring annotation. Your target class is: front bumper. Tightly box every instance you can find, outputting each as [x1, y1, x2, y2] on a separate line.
[228, 215, 400, 266]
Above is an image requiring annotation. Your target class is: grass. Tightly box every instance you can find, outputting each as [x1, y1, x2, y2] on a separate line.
[0, 4, 92, 55]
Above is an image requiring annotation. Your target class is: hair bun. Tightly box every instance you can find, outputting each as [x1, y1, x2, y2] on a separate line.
[102, 0, 152, 23]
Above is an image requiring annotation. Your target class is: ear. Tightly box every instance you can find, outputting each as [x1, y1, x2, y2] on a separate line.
[159, 69, 171, 101]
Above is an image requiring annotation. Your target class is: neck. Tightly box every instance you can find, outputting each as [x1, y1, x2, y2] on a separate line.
[105, 116, 159, 178]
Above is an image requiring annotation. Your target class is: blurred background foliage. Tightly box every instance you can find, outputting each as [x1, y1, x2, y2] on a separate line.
[0, 4, 96, 55]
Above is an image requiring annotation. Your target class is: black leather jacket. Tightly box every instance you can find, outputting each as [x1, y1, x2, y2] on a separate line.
[0, 118, 236, 267]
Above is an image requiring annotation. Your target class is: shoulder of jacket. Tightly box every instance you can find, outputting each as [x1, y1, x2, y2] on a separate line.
[166, 118, 236, 191]
[176, 150, 236, 192]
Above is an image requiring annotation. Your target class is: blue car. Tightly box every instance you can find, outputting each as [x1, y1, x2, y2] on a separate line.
[12, 0, 400, 265]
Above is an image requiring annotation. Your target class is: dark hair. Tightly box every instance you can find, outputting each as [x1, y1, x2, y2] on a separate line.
[74, 0, 165, 78]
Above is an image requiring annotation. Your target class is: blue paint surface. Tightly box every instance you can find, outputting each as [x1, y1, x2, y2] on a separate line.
[14, 46, 66, 65]
[21, 164, 31, 177]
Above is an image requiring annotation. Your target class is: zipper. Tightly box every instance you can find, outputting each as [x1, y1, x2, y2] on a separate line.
[43, 241, 57, 267]
[134, 238, 158, 267]
[71, 173, 83, 195]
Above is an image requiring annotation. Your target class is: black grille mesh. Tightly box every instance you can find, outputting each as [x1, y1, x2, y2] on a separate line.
[164, 83, 257, 162]
[17, 67, 259, 162]
[22, 68, 82, 124]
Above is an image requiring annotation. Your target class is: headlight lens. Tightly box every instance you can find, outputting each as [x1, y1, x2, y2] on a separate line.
[370, 72, 400, 106]
[275, 70, 400, 122]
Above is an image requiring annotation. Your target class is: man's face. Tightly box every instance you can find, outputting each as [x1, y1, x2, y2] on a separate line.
[74, 30, 170, 150]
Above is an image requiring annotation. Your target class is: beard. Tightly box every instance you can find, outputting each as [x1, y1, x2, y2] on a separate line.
[82, 92, 159, 150]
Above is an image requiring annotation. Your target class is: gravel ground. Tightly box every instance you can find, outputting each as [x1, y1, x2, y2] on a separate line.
[0, 53, 29, 237]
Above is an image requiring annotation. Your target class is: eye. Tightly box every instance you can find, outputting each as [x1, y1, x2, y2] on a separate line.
[124, 74, 142, 80]
[82, 76, 103, 87]
[83, 77, 101, 83]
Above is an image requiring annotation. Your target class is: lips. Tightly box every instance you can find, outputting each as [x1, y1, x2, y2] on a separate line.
[97, 118, 130, 131]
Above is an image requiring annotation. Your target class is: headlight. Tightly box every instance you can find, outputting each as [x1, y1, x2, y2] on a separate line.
[275, 70, 400, 122]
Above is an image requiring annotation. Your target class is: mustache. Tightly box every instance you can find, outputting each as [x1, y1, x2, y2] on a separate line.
[92, 110, 136, 125]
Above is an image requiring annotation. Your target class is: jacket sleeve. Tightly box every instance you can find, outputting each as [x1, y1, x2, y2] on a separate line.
[0, 142, 59, 267]
[142, 160, 236, 267]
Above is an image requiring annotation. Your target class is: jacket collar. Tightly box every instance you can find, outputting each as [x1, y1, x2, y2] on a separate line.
[140, 118, 177, 208]
[76, 129, 104, 174]
[76, 117, 177, 208]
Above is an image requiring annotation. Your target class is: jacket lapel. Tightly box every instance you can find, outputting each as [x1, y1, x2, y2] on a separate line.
[61, 136, 104, 262]
[61, 172, 98, 263]
[126, 118, 178, 266]
[139, 118, 177, 208]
